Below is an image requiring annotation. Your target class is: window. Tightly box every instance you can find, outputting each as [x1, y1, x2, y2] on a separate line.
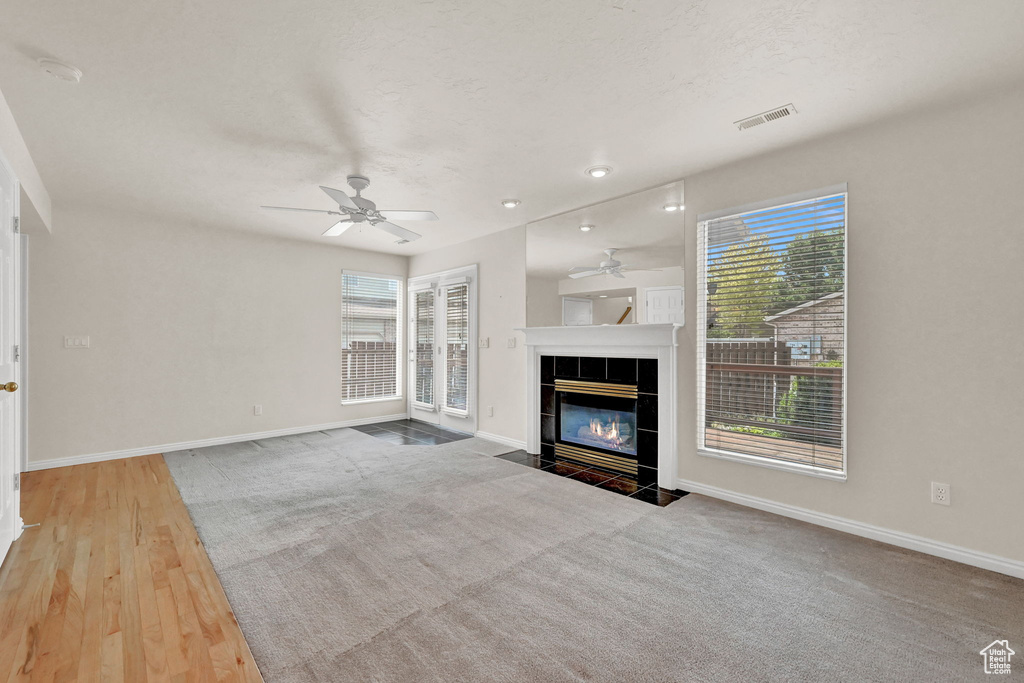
[413, 289, 434, 406]
[341, 272, 402, 402]
[697, 187, 847, 477]
[444, 282, 469, 412]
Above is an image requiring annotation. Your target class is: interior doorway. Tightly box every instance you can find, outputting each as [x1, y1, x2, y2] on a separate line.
[407, 265, 478, 434]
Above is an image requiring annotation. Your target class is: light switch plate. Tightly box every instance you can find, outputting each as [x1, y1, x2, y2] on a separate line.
[506, 337, 517, 348]
[479, 338, 490, 348]
[64, 335, 90, 349]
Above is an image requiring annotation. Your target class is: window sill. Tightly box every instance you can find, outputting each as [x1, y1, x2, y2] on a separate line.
[341, 396, 404, 406]
[697, 447, 847, 481]
[442, 407, 470, 418]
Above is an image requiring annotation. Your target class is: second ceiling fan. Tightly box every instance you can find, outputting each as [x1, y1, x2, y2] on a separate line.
[261, 175, 437, 243]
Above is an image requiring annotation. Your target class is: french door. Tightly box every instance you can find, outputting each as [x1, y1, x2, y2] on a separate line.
[408, 266, 477, 433]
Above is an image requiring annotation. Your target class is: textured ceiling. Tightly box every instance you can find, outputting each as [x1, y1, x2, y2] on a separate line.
[2, 0, 1023, 254]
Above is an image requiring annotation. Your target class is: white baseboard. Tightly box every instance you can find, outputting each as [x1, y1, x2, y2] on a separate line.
[474, 431, 527, 451]
[26, 413, 410, 472]
[677, 478, 1024, 580]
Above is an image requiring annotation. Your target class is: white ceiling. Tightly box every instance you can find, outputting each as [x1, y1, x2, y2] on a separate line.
[2, 1, 1023, 254]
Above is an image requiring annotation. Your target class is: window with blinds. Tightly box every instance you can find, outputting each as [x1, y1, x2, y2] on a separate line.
[697, 189, 847, 475]
[341, 272, 402, 402]
[444, 283, 469, 412]
[413, 289, 435, 406]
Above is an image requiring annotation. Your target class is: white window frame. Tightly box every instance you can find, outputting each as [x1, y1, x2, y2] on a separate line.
[439, 275, 472, 417]
[340, 269, 405, 405]
[696, 184, 848, 481]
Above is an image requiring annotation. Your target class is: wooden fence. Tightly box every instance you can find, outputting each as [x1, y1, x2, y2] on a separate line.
[705, 340, 842, 446]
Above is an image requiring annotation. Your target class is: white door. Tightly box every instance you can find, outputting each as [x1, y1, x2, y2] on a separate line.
[408, 267, 477, 433]
[562, 297, 592, 326]
[0, 153, 22, 561]
[645, 286, 684, 324]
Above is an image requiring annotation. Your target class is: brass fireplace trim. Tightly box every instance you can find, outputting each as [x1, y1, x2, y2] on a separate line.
[555, 443, 638, 476]
[554, 379, 638, 399]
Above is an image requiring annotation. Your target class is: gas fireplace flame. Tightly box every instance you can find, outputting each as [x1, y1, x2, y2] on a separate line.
[587, 416, 624, 448]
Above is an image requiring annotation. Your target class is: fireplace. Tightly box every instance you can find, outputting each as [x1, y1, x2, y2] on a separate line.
[539, 355, 658, 484]
[522, 323, 682, 490]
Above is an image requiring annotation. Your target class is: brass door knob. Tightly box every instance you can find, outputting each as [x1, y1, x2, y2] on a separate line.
[2, 382, 17, 393]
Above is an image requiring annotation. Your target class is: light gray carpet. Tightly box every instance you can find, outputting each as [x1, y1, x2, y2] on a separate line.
[165, 429, 1023, 682]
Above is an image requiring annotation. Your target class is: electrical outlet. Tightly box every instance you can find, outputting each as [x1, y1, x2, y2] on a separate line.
[487, 406, 494, 417]
[254, 404, 263, 416]
[506, 337, 517, 348]
[931, 482, 950, 506]
[479, 337, 490, 348]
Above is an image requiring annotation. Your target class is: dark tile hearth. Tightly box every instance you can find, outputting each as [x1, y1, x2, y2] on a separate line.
[494, 450, 688, 507]
[352, 419, 472, 446]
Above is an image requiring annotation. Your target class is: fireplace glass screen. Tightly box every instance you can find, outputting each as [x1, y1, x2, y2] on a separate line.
[559, 395, 637, 456]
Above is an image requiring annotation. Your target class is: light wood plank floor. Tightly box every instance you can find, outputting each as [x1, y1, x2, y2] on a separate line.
[0, 454, 263, 682]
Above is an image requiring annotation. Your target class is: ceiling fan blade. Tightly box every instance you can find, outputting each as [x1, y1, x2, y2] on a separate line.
[611, 270, 627, 279]
[374, 221, 422, 242]
[261, 205, 343, 215]
[322, 220, 355, 237]
[568, 266, 597, 272]
[319, 186, 359, 211]
[568, 269, 603, 279]
[379, 210, 439, 221]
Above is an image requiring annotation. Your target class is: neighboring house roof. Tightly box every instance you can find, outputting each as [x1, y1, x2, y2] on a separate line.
[765, 291, 843, 323]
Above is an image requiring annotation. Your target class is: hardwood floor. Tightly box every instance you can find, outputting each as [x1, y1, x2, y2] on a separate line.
[0, 454, 262, 682]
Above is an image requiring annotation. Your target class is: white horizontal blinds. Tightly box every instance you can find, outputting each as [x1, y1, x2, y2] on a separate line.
[698, 192, 846, 472]
[341, 273, 401, 401]
[444, 283, 469, 411]
[414, 289, 434, 406]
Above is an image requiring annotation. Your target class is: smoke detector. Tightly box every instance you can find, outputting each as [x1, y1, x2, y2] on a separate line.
[735, 104, 796, 131]
[37, 58, 82, 83]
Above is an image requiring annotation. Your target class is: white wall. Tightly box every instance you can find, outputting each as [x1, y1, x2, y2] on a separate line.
[28, 207, 407, 464]
[525, 276, 562, 327]
[0, 87, 50, 231]
[410, 226, 527, 444]
[680, 84, 1024, 563]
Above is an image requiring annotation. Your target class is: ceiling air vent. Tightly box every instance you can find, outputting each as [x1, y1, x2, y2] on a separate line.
[735, 104, 797, 131]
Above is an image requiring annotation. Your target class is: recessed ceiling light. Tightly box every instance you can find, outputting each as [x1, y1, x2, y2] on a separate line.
[579, 224, 594, 232]
[599, 295, 608, 298]
[501, 199, 520, 208]
[37, 58, 82, 83]
[663, 203, 685, 212]
[585, 166, 612, 178]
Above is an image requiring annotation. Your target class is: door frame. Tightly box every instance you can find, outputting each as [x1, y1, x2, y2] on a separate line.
[0, 147, 23, 551]
[407, 264, 478, 433]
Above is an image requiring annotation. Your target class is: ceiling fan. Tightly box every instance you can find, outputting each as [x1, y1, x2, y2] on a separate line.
[261, 175, 437, 243]
[568, 248, 650, 279]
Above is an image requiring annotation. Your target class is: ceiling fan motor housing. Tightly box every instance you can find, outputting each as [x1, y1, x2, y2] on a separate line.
[346, 175, 371, 193]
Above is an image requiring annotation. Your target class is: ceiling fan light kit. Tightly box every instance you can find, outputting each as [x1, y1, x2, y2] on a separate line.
[261, 174, 438, 243]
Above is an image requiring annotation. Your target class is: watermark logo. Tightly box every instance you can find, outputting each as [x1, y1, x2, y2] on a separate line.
[980, 640, 1015, 675]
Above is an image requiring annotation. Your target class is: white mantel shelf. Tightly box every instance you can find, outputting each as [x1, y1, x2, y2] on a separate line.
[518, 323, 683, 490]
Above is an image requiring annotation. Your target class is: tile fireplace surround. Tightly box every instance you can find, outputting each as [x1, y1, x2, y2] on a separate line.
[519, 324, 683, 490]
